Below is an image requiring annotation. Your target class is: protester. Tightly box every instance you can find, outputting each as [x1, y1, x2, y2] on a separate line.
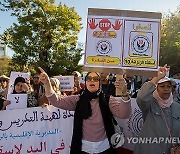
[100, 73, 116, 96]
[65, 71, 85, 95]
[39, 67, 131, 154]
[39, 77, 65, 106]
[173, 71, 180, 79]
[0, 75, 10, 98]
[171, 71, 180, 103]
[134, 65, 180, 154]
[32, 74, 44, 100]
[12, 76, 38, 107]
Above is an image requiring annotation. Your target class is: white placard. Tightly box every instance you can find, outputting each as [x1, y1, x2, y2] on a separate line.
[8, 72, 29, 94]
[59, 76, 74, 91]
[6, 94, 27, 110]
[122, 19, 160, 69]
[84, 9, 161, 73]
[0, 106, 74, 154]
[85, 16, 123, 68]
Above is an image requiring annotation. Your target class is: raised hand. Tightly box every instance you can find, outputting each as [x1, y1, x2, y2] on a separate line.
[21, 82, 29, 92]
[38, 67, 50, 85]
[114, 78, 127, 94]
[151, 64, 170, 84]
[158, 64, 170, 79]
[2, 100, 11, 110]
[38, 67, 53, 96]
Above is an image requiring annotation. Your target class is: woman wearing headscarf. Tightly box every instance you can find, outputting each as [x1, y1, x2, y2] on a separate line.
[12, 76, 38, 107]
[38, 77, 65, 106]
[134, 65, 180, 154]
[38, 67, 131, 154]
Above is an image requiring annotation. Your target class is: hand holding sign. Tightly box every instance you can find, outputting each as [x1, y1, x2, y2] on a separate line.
[2, 100, 11, 110]
[115, 74, 129, 99]
[21, 82, 29, 92]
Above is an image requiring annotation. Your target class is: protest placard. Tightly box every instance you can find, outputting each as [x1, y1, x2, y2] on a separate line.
[58, 76, 74, 91]
[6, 94, 27, 110]
[84, 8, 162, 76]
[8, 72, 29, 94]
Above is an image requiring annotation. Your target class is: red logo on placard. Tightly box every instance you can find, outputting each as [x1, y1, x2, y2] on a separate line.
[88, 18, 98, 29]
[99, 19, 111, 31]
[112, 20, 122, 30]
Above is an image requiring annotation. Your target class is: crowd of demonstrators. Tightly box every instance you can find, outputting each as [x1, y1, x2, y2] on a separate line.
[134, 65, 180, 154]
[39, 67, 132, 154]
[0, 67, 179, 153]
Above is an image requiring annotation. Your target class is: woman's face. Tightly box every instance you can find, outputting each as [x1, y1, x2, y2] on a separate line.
[0, 80, 8, 88]
[15, 82, 23, 93]
[86, 72, 100, 93]
[157, 81, 172, 100]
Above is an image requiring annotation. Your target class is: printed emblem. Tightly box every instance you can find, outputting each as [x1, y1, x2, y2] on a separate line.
[127, 108, 143, 136]
[131, 35, 150, 54]
[96, 40, 112, 55]
[99, 19, 111, 31]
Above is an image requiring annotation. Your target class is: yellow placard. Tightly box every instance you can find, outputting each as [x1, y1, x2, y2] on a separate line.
[124, 58, 156, 67]
[87, 56, 120, 65]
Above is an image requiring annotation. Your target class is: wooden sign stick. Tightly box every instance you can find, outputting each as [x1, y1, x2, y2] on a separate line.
[116, 74, 123, 96]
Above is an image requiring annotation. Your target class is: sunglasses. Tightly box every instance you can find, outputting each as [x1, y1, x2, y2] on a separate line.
[33, 77, 39, 79]
[86, 76, 100, 82]
[0, 80, 7, 82]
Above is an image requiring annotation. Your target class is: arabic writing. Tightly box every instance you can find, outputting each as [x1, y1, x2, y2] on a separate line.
[87, 56, 120, 65]
[93, 31, 117, 38]
[0, 140, 66, 154]
[133, 23, 152, 31]
[0, 109, 74, 131]
[124, 58, 156, 67]
[0, 128, 60, 141]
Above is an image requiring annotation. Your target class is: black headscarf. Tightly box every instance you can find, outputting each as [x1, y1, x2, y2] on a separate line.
[12, 77, 26, 94]
[70, 72, 117, 154]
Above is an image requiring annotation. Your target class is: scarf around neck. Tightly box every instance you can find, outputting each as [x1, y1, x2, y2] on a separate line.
[153, 89, 173, 108]
[70, 89, 117, 154]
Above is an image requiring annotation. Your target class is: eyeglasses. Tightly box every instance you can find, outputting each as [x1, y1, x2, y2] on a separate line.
[33, 77, 39, 79]
[86, 76, 100, 82]
[0, 80, 7, 82]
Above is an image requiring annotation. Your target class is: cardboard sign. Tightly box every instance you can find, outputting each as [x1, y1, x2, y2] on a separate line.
[6, 94, 27, 110]
[8, 72, 29, 94]
[59, 76, 74, 91]
[84, 8, 162, 77]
